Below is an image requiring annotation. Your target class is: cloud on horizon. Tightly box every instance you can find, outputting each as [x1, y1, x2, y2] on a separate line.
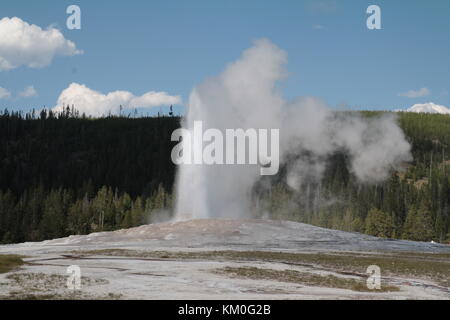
[53, 83, 181, 117]
[19, 85, 37, 98]
[0, 17, 82, 71]
[0, 87, 11, 99]
[398, 87, 430, 98]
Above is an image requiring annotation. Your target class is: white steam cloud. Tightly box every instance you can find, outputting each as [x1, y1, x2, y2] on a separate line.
[175, 39, 412, 220]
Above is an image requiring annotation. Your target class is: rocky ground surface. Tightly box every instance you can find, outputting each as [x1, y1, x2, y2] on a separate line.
[0, 219, 449, 299]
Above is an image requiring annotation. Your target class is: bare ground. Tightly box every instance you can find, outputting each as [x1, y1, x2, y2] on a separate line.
[0, 219, 448, 300]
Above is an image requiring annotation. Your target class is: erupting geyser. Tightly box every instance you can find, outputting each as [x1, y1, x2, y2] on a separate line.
[174, 39, 412, 220]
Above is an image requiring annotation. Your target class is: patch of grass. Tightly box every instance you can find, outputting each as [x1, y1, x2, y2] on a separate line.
[6, 272, 108, 291]
[218, 266, 400, 292]
[74, 249, 450, 287]
[106, 292, 123, 299]
[380, 251, 450, 260]
[0, 291, 122, 300]
[2, 292, 62, 300]
[0, 272, 114, 300]
[0, 255, 24, 274]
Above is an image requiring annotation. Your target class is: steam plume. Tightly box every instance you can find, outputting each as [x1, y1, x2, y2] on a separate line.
[175, 39, 411, 220]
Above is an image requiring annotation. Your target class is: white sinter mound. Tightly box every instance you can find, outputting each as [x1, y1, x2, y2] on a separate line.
[12, 218, 448, 253]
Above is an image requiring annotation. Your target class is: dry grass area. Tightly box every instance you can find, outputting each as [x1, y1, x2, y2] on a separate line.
[0, 254, 121, 300]
[0, 255, 24, 274]
[0, 291, 122, 300]
[217, 266, 400, 292]
[6, 272, 108, 290]
[74, 249, 450, 288]
[0, 272, 118, 300]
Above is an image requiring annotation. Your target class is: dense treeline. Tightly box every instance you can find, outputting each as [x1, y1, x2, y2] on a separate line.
[0, 108, 449, 243]
[0, 107, 178, 197]
[0, 185, 172, 243]
[0, 108, 177, 243]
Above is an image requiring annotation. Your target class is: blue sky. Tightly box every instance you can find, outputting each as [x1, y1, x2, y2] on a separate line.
[0, 0, 449, 115]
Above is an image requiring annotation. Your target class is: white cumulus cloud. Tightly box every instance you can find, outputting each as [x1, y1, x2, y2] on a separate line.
[53, 83, 181, 117]
[19, 85, 37, 98]
[0, 87, 11, 99]
[0, 17, 82, 71]
[398, 87, 430, 98]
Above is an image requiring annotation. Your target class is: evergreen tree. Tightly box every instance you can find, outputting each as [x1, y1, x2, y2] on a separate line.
[39, 190, 66, 239]
[365, 208, 395, 238]
[402, 204, 435, 241]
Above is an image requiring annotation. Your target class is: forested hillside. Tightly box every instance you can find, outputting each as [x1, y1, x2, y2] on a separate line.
[0, 109, 449, 243]
[261, 111, 450, 243]
[0, 109, 178, 243]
